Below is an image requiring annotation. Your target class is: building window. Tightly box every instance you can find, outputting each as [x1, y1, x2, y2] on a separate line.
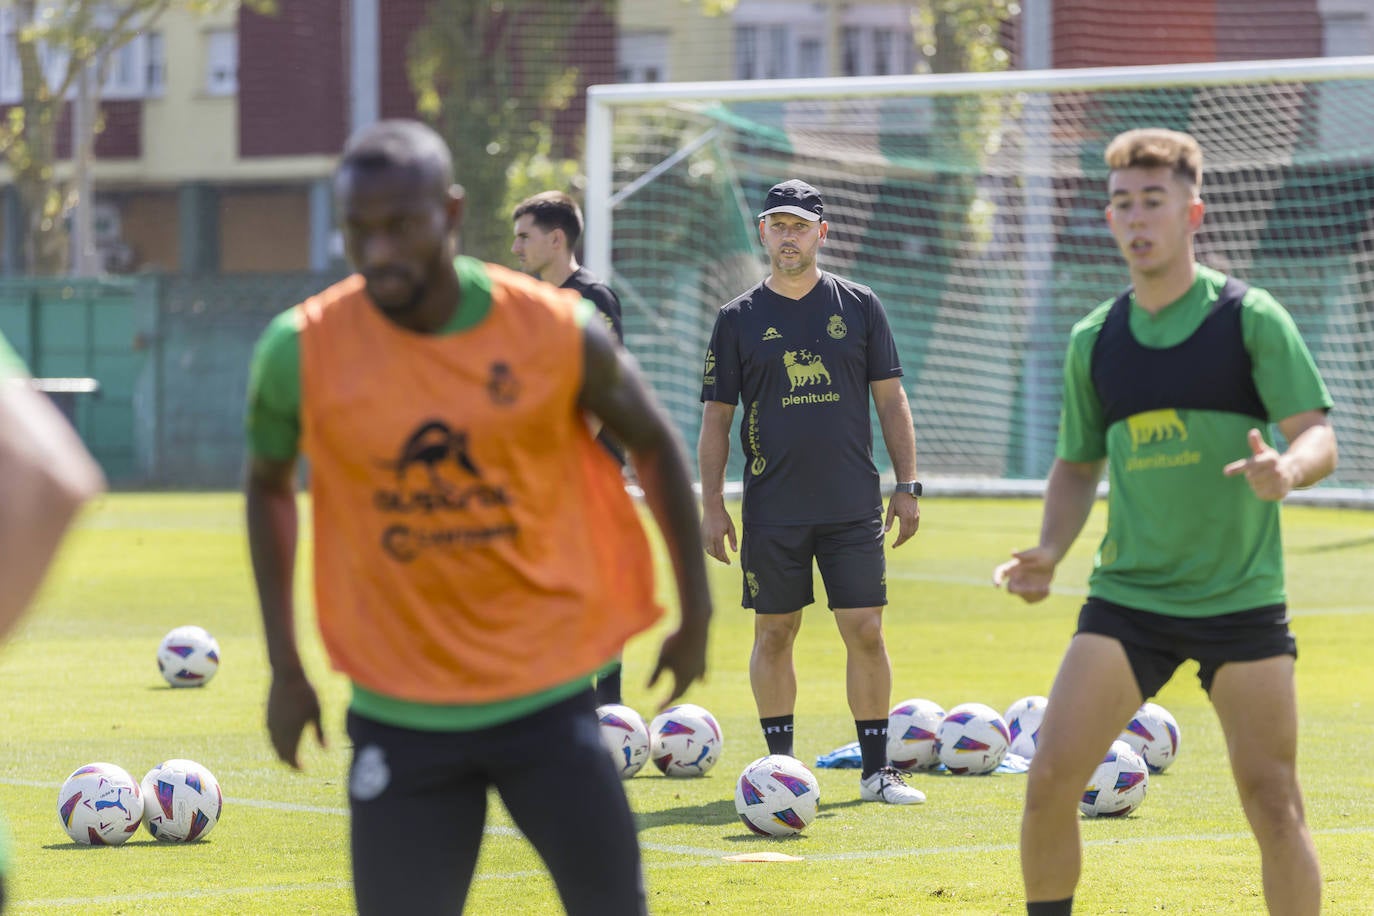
[0, 11, 164, 103]
[205, 28, 236, 96]
[732, 1, 827, 80]
[618, 31, 670, 83]
[145, 32, 165, 97]
[735, 24, 758, 80]
[102, 36, 143, 99]
[839, 4, 916, 76]
[873, 30, 892, 75]
[1324, 11, 1370, 56]
[0, 26, 19, 103]
[842, 26, 862, 77]
[798, 37, 824, 78]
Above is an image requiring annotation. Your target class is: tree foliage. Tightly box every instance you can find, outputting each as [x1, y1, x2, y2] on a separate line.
[409, 0, 587, 263]
[916, 0, 1019, 257]
[0, 0, 270, 275]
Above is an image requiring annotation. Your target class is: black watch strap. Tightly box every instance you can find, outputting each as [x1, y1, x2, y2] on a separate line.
[895, 481, 922, 497]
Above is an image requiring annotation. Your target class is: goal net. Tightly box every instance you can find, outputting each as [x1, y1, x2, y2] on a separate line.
[586, 57, 1374, 502]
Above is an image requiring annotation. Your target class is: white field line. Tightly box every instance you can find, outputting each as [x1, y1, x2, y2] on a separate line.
[11, 825, 1374, 908]
[6, 772, 1372, 909]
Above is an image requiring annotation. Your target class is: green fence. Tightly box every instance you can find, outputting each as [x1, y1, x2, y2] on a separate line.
[0, 273, 342, 489]
[2, 263, 1371, 493]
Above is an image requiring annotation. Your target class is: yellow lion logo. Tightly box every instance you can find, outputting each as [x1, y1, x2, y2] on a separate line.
[782, 349, 831, 391]
[1127, 409, 1188, 450]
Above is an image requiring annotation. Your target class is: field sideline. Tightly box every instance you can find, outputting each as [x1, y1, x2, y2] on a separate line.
[0, 493, 1370, 914]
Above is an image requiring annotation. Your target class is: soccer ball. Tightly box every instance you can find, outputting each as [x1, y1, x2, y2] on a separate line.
[57, 762, 144, 846]
[936, 702, 1010, 775]
[1080, 740, 1149, 817]
[649, 703, 723, 777]
[596, 704, 651, 779]
[734, 754, 821, 837]
[1004, 695, 1049, 759]
[886, 698, 946, 772]
[1118, 702, 1181, 773]
[141, 759, 223, 842]
[156, 625, 221, 687]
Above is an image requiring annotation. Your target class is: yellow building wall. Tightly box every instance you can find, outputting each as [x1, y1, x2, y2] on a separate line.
[618, 1, 918, 83]
[619, 0, 734, 82]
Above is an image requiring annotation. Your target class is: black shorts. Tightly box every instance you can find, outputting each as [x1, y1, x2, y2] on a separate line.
[346, 690, 645, 916]
[740, 516, 886, 613]
[1076, 597, 1297, 698]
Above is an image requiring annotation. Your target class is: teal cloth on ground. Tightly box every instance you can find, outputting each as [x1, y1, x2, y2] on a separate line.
[814, 741, 1030, 773]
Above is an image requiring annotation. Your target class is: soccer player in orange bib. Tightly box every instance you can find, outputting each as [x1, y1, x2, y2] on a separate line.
[245, 119, 712, 916]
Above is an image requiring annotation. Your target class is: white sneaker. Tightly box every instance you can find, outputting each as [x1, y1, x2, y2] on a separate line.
[859, 766, 926, 805]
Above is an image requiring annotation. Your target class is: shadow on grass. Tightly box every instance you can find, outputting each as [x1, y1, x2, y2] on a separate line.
[634, 797, 736, 830]
[42, 838, 214, 851]
[633, 795, 866, 837]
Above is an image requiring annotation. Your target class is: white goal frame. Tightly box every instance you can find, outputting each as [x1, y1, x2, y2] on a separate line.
[586, 56, 1374, 507]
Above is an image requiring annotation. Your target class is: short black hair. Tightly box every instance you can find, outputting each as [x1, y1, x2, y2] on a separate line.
[338, 119, 453, 190]
[512, 191, 583, 248]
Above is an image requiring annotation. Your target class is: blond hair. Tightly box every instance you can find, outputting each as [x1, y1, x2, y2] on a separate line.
[1104, 128, 1203, 191]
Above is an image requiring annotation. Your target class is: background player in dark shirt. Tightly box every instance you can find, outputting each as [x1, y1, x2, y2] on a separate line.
[512, 190, 623, 340]
[699, 179, 925, 805]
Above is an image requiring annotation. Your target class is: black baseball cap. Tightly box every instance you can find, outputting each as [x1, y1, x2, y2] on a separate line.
[758, 179, 824, 221]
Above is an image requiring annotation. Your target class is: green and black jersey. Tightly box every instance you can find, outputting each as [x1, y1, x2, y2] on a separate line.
[1059, 264, 1332, 617]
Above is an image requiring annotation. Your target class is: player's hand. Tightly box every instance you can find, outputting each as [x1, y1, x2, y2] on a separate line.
[647, 622, 708, 710]
[267, 668, 325, 769]
[884, 492, 921, 547]
[1222, 428, 1293, 501]
[701, 503, 738, 565]
[992, 546, 1058, 604]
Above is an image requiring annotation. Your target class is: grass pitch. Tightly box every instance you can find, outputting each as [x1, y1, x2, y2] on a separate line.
[0, 493, 1370, 914]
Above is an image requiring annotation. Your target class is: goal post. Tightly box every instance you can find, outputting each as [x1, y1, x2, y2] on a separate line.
[586, 57, 1374, 505]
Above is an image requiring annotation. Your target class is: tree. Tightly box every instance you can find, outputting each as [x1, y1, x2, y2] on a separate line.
[409, 0, 586, 263]
[916, 0, 1018, 256]
[0, 0, 267, 275]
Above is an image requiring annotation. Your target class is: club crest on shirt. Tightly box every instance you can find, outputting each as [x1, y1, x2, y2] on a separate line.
[827, 314, 847, 339]
[487, 361, 520, 405]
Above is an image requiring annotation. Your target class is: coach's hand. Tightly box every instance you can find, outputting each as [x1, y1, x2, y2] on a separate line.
[885, 491, 920, 547]
[267, 668, 325, 769]
[701, 501, 737, 564]
[992, 546, 1057, 604]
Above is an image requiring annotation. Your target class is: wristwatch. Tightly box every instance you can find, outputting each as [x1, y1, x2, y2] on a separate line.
[894, 481, 922, 497]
